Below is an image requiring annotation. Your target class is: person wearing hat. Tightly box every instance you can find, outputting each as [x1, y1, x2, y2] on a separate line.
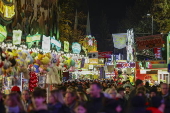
[11, 86, 21, 95]
[147, 96, 165, 113]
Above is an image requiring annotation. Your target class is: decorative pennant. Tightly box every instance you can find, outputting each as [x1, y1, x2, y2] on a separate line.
[26, 33, 41, 48]
[72, 42, 81, 54]
[0, 25, 7, 42]
[12, 30, 22, 45]
[42, 35, 50, 52]
[64, 41, 69, 52]
[51, 36, 61, 51]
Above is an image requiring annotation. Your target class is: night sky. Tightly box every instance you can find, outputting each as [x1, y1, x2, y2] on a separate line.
[87, 0, 135, 34]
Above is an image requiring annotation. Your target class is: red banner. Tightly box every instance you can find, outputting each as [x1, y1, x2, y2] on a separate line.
[136, 35, 163, 50]
[98, 51, 112, 58]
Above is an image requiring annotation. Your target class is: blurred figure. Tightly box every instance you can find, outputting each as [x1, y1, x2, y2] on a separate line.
[74, 101, 87, 113]
[48, 89, 70, 113]
[0, 92, 5, 113]
[124, 86, 131, 100]
[116, 87, 127, 113]
[147, 96, 165, 113]
[107, 88, 117, 99]
[101, 99, 122, 113]
[149, 88, 157, 98]
[29, 88, 49, 113]
[21, 90, 32, 112]
[65, 91, 78, 113]
[5, 93, 25, 113]
[77, 92, 88, 102]
[159, 83, 170, 113]
[86, 82, 106, 113]
[131, 96, 150, 113]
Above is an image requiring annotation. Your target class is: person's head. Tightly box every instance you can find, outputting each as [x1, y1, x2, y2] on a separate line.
[5, 93, 24, 112]
[135, 79, 143, 88]
[117, 87, 125, 97]
[126, 80, 130, 84]
[125, 86, 130, 94]
[104, 99, 122, 113]
[31, 88, 46, 108]
[108, 88, 117, 99]
[103, 82, 107, 87]
[22, 90, 30, 102]
[150, 96, 165, 112]
[65, 91, 77, 105]
[74, 101, 87, 113]
[49, 89, 65, 105]
[160, 83, 169, 95]
[145, 81, 149, 87]
[136, 87, 146, 96]
[77, 92, 88, 102]
[11, 86, 21, 95]
[89, 83, 102, 98]
[150, 88, 157, 98]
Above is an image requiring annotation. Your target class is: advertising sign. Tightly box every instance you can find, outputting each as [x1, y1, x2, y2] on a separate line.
[154, 48, 161, 58]
[116, 62, 135, 68]
[98, 51, 112, 58]
[136, 34, 163, 50]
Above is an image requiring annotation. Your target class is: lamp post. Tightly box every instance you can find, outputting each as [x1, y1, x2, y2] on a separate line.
[147, 14, 153, 35]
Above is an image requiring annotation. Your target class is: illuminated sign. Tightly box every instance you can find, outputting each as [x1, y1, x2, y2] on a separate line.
[72, 42, 81, 54]
[116, 62, 135, 68]
[12, 30, 22, 45]
[0, 1, 15, 19]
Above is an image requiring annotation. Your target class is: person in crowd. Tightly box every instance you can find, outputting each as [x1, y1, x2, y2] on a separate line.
[65, 91, 78, 113]
[116, 87, 127, 113]
[29, 88, 49, 113]
[5, 93, 25, 113]
[124, 86, 131, 100]
[125, 79, 143, 113]
[77, 92, 88, 102]
[149, 88, 157, 98]
[21, 90, 32, 112]
[106, 88, 117, 99]
[123, 80, 133, 90]
[48, 89, 71, 113]
[11, 86, 21, 95]
[74, 101, 87, 113]
[102, 82, 108, 91]
[159, 83, 170, 113]
[0, 92, 6, 113]
[131, 96, 151, 113]
[147, 96, 165, 113]
[86, 82, 107, 113]
[101, 99, 122, 113]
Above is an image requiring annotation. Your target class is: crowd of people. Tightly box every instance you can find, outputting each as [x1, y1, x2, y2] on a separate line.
[0, 79, 170, 113]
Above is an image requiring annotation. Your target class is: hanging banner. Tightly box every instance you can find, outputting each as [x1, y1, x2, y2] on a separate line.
[26, 33, 41, 48]
[0, 25, 7, 42]
[51, 36, 61, 51]
[12, 30, 22, 45]
[112, 33, 127, 49]
[42, 35, 50, 52]
[127, 29, 134, 62]
[83, 35, 97, 52]
[64, 41, 69, 52]
[72, 42, 81, 54]
[136, 34, 163, 50]
[0, 1, 15, 19]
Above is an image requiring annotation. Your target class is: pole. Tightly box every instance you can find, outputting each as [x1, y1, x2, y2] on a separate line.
[152, 16, 153, 35]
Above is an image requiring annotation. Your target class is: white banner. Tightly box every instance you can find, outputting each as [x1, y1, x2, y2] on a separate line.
[13, 30, 22, 45]
[42, 35, 50, 52]
[112, 33, 127, 49]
